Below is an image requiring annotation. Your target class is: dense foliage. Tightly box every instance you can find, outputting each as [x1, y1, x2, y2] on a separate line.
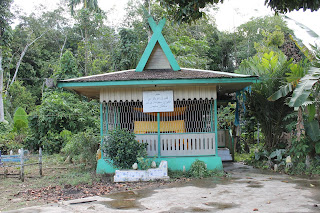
[103, 128, 147, 169]
[159, 0, 320, 23]
[61, 128, 100, 169]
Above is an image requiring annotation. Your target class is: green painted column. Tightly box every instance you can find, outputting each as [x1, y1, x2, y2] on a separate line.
[105, 104, 108, 133]
[210, 102, 214, 133]
[157, 112, 161, 158]
[100, 103, 103, 139]
[100, 103, 104, 156]
[214, 99, 218, 156]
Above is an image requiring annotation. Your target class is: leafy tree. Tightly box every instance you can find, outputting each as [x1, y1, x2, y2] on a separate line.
[27, 90, 99, 153]
[112, 28, 140, 71]
[265, 0, 320, 13]
[235, 16, 292, 66]
[0, 0, 13, 122]
[10, 7, 70, 102]
[159, 0, 222, 23]
[66, 0, 102, 75]
[159, 0, 320, 23]
[54, 49, 78, 79]
[7, 81, 36, 115]
[207, 31, 238, 72]
[170, 35, 209, 69]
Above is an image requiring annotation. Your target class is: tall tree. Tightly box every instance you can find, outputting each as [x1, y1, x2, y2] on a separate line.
[159, 0, 320, 23]
[66, 0, 101, 75]
[0, 0, 13, 122]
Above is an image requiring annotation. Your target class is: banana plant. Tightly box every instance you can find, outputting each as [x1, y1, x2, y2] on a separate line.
[268, 15, 320, 102]
[288, 67, 320, 108]
[268, 59, 309, 101]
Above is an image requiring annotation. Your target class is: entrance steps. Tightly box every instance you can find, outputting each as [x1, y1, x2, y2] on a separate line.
[218, 148, 232, 161]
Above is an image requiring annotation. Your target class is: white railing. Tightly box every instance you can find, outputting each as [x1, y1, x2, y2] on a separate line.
[217, 130, 232, 148]
[136, 133, 216, 157]
[135, 134, 158, 156]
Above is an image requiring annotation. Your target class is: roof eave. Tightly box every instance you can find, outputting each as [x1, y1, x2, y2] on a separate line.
[57, 76, 259, 88]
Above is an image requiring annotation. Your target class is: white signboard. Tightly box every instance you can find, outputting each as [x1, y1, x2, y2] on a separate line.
[143, 90, 174, 112]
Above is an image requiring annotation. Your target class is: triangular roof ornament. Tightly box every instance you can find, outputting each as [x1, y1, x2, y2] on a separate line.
[135, 17, 180, 72]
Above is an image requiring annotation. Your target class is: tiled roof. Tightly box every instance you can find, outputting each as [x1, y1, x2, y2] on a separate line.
[61, 68, 253, 82]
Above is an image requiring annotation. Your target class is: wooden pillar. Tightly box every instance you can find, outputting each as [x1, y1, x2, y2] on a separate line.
[20, 148, 24, 182]
[39, 148, 42, 177]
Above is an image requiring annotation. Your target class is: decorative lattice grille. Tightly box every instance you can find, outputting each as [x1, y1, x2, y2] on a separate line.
[103, 99, 214, 134]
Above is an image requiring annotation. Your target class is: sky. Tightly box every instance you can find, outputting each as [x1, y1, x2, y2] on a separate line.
[12, 0, 320, 48]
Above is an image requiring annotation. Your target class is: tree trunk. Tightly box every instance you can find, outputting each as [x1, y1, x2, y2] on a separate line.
[0, 49, 5, 122]
[296, 106, 304, 141]
[85, 27, 88, 76]
[10, 30, 48, 86]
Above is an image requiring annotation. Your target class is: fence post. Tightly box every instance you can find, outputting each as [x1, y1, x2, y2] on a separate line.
[39, 148, 42, 177]
[20, 148, 24, 182]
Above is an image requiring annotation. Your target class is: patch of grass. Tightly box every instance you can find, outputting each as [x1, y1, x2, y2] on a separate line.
[168, 160, 226, 179]
[234, 152, 251, 162]
[43, 169, 98, 186]
[0, 154, 98, 211]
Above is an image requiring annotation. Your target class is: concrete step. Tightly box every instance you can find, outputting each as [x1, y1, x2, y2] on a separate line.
[218, 148, 233, 161]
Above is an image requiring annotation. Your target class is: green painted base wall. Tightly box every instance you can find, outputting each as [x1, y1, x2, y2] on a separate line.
[96, 156, 223, 174]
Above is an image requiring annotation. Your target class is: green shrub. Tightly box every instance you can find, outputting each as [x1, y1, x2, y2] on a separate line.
[0, 132, 23, 154]
[103, 128, 147, 169]
[61, 129, 100, 169]
[137, 156, 156, 170]
[0, 121, 11, 133]
[13, 107, 28, 133]
[27, 90, 99, 153]
[187, 160, 211, 178]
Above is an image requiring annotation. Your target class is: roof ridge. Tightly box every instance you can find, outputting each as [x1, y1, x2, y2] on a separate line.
[135, 17, 180, 72]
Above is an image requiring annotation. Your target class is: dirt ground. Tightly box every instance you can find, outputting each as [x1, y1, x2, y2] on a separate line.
[3, 162, 320, 213]
[0, 156, 185, 212]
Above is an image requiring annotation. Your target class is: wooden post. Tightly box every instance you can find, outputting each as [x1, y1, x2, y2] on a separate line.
[39, 148, 42, 177]
[20, 148, 24, 182]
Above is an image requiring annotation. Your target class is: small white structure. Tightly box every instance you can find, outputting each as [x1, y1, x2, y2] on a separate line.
[114, 161, 169, 182]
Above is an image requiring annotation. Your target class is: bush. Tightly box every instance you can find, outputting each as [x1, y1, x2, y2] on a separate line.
[188, 160, 210, 178]
[27, 90, 99, 153]
[61, 129, 100, 169]
[103, 128, 147, 169]
[0, 132, 23, 154]
[0, 121, 11, 133]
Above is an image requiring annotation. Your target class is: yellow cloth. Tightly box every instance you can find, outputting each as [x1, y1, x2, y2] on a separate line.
[134, 120, 185, 134]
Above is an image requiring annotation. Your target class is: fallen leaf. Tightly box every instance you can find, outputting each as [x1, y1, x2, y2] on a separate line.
[310, 184, 315, 187]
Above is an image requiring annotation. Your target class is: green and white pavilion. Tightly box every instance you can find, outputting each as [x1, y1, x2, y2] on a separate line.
[58, 17, 258, 173]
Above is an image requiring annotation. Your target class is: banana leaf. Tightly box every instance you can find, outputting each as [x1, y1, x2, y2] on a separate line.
[305, 120, 320, 142]
[268, 83, 293, 101]
[289, 67, 320, 107]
